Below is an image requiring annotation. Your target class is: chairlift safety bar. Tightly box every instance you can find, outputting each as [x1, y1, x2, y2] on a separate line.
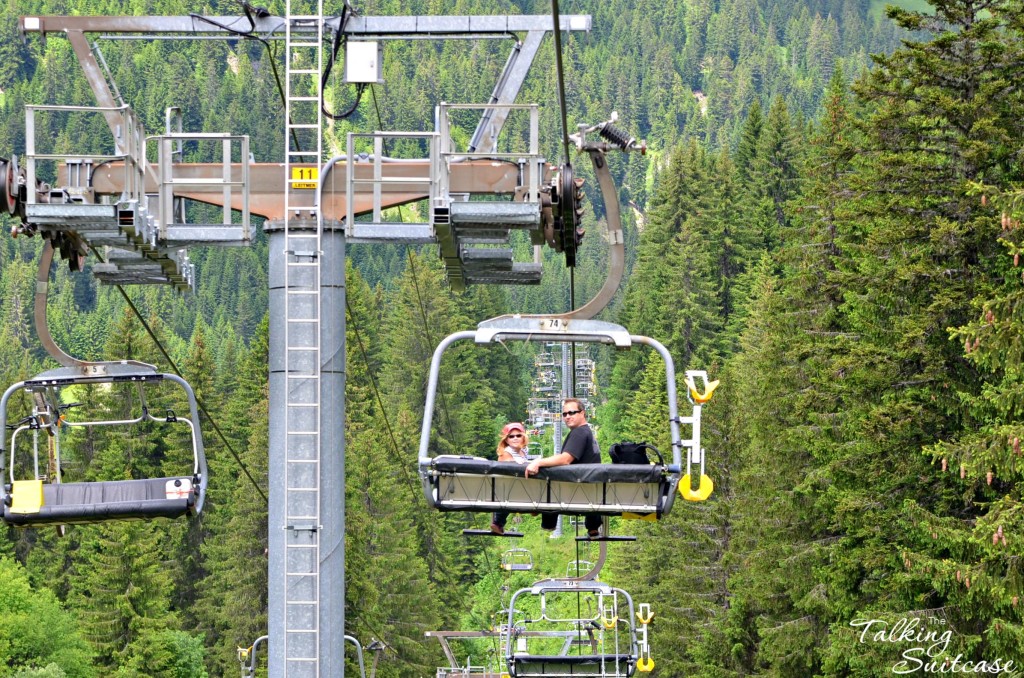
[418, 318, 685, 469]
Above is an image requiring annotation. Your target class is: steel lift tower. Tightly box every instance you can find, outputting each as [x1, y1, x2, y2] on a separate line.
[6, 8, 591, 676]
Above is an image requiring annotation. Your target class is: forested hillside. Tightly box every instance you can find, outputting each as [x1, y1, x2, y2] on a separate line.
[3, 0, 1024, 675]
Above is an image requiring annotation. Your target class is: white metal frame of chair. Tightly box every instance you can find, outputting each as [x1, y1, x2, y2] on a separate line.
[502, 581, 639, 678]
[566, 560, 596, 579]
[418, 316, 716, 520]
[0, 361, 208, 526]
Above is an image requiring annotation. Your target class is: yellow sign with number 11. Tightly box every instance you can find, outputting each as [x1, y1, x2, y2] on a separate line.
[291, 167, 318, 189]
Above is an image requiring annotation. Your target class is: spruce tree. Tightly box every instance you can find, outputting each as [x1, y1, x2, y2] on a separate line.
[67, 521, 178, 672]
[196, 317, 269, 675]
[815, 0, 1024, 669]
[345, 261, 444, 676]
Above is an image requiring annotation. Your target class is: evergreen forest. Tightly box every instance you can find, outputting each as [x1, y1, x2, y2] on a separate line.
[2, 0, 1024, 675]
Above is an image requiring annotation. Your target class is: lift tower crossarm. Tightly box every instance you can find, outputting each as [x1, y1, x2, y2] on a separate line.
[341, 15, 591, 34]
[20, 14, 590, 37]
[21, 14, 589, 162]
[19, 11, 592, 268]
[86, 160, 528, 223]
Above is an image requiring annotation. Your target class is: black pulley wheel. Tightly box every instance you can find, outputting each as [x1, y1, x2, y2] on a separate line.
[559, 163, 582, 267]
[1, 156, 18, 216]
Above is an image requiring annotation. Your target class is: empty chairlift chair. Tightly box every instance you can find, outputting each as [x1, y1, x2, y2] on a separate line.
[501, 548, 534, 572]
[1, 361, 208, 526]
[502, 581, 646, 678]
[418, 316, 716, 522]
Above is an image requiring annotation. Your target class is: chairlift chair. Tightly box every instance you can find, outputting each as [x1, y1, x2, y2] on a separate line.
[1, 361, 208, 526]
[501, 548, 534, 572]
[502, 581, 641, 678]
[419, 317, 716, 522]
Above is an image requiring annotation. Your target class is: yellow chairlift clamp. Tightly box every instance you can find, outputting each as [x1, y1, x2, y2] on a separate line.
[680, 370, 717, 501]
[636, 602, 655, 671]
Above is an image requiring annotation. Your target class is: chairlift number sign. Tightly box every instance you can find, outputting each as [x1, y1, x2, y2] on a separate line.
[539, 318, 569, 331]
[291, 167, 318, 189]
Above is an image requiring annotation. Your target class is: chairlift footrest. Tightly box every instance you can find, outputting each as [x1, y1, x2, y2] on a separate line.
[576, 535, 637, 542]
[463, 529, 524, 538]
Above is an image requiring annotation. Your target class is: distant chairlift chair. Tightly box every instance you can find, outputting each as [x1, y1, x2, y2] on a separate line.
[1, 361, 208, 526]
[502, 581, 646, 678]
[501, 548, 534, 572]
[418, 317, 717, 525]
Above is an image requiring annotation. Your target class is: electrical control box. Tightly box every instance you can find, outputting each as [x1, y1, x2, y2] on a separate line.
[344, 41, 384, 84]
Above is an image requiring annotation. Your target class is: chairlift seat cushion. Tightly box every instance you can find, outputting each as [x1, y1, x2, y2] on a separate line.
[510, 653, 635, 677]
[3, 477, 196, 526]
[427, 456, 669, 517]
[432, 456, 663, 483]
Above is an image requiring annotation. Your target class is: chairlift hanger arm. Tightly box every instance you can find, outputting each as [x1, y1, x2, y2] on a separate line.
[34, 243, 156, 375]
[35, 243, 94, 369]
[538, 113, 646, 320]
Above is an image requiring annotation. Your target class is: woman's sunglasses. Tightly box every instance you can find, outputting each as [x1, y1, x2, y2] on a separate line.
[507, 433, 524, 439]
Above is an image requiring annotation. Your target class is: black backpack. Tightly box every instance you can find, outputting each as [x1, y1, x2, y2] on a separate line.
[608, 442, 664, 465]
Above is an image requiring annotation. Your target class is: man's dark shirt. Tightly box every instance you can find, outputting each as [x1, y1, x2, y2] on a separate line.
[562, 423, 600, 464]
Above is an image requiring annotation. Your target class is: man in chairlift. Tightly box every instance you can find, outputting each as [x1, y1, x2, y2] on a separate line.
[524, 398, 604, 538]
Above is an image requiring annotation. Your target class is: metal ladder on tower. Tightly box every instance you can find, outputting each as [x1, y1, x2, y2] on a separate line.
[283, 1, 324, 675]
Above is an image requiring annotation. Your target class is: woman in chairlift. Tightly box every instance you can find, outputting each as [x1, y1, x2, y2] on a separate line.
[490, 422, 530, 535]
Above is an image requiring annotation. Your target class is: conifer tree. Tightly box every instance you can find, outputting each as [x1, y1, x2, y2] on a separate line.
[196, 317, 269, 675]
[752, 95, 801, 250]
[162, 319, 219, 627]
[912, 189, 1024, 662]
[376, 252, 482, 617]
[344, 262, 444, 676]
[734, 98, 763, 186]
[608, 141, 717, 437]
[67, 521, 178, 671]
[802, 0, 1024, 669]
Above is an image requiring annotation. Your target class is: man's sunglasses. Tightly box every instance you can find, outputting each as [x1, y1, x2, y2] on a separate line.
[507, 433, 524, 439]
[562, 409, 582, 417]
